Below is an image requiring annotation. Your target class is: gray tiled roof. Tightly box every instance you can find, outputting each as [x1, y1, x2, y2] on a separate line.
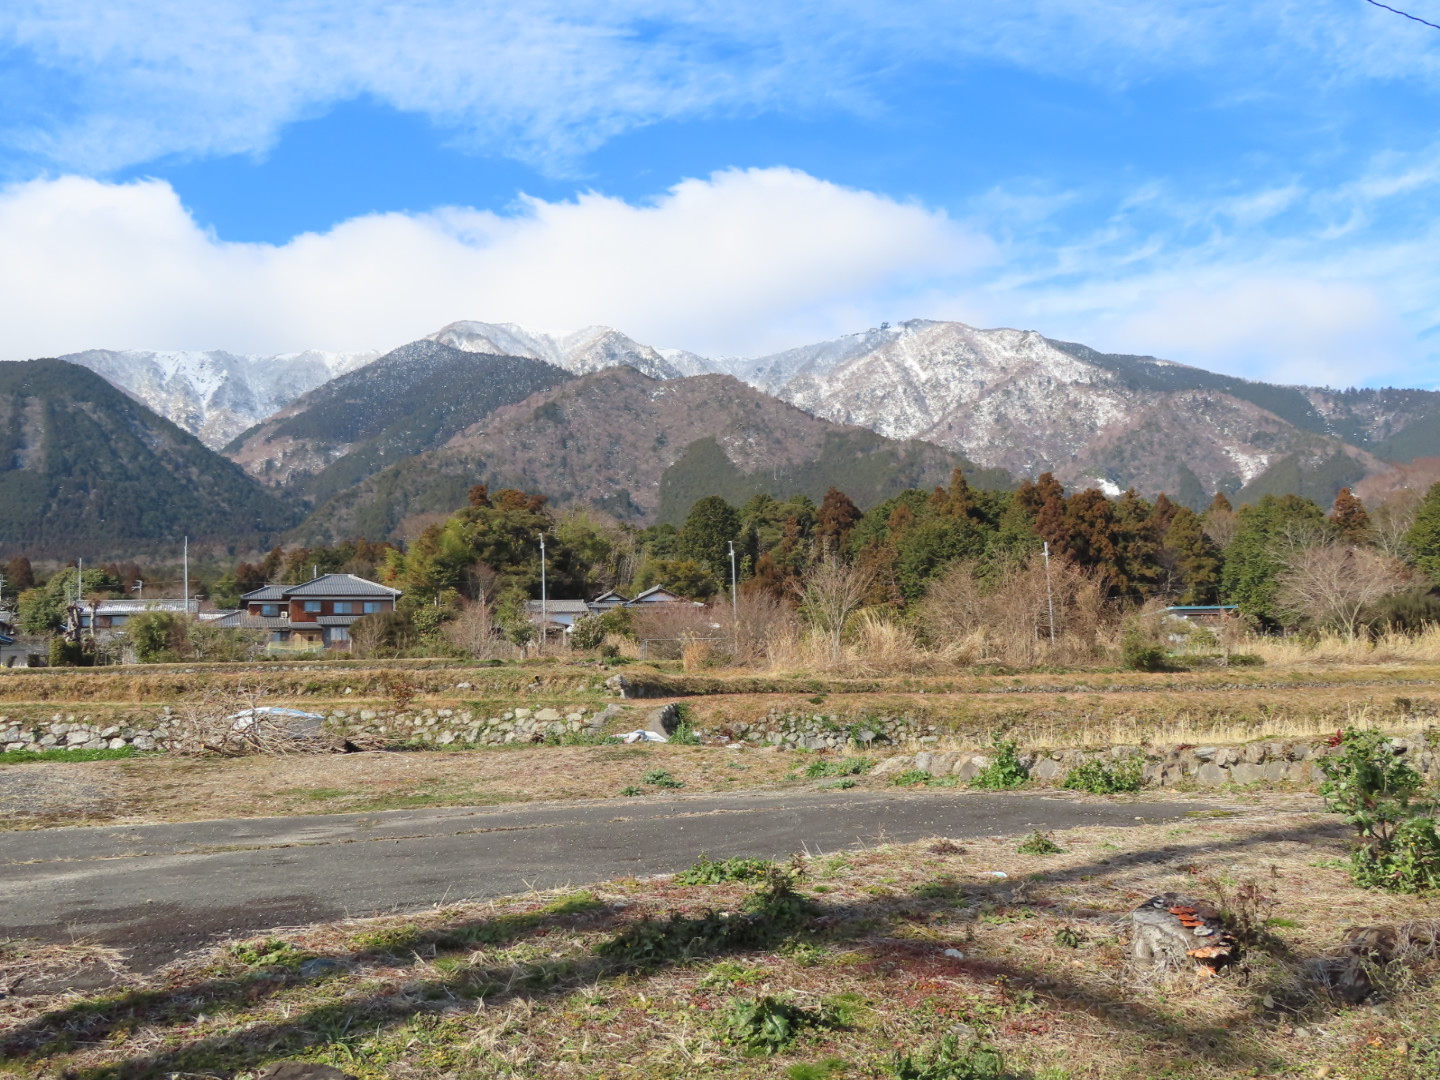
[282, 574, 401, 598]
[213, 612, 294, 629]
[523, 599, 591, 615]
[240, 585, 287, 601]
[315, 615, 361, 626]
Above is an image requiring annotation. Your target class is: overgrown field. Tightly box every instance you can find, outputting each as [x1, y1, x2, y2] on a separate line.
[4, 806, 1437, 1079]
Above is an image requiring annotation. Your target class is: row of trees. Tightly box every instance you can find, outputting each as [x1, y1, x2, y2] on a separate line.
[13, 473, 1440, 662]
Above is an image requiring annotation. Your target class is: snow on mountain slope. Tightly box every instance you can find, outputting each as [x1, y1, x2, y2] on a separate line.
[426, 320, 708, 380]
[60, 347, 378, 449]
[734, 319, 1400, 503]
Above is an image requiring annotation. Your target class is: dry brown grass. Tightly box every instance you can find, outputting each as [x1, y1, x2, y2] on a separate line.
[1242, 626, 1440, 667]
[5, 799, 1438, 1080]
[0, 744, 805, 828]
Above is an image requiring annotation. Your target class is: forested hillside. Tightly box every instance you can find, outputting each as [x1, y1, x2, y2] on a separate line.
[0, 360, 294, 557]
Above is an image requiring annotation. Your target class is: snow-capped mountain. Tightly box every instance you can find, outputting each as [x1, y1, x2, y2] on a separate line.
[730, 319, 1435, 504]
[425, 320, 713, 379]
[60, 348, 379, 448]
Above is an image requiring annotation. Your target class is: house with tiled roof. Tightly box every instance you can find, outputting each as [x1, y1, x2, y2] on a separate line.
[524, 583, 699, 639]
[214, 573, 402, 652]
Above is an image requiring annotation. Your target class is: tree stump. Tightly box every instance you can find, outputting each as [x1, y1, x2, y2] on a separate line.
[1131, 893, 1237, 975]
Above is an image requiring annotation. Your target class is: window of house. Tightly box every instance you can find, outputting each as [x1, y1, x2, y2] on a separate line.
[363, 601, 383, 614]
[260, 604, 280, 617]
[304, 600, 322, 613]
[329, 626, 350, 642]
[333, 601, 353, 614]
[270, 631, 289, 643]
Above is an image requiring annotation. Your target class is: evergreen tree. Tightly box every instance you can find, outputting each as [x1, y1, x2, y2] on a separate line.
[676, 495, 741, 580]
[1330, 487, 1372, 543]
[1405, 482, 1440, 584]
[928, 468, 977, 519]
[1112, 489, 1161, 597]
[1151, 493, 1179, 536]
[1202, 490, 1240, 549]
[1160, 506, 1223, 603]
[1016, 472, 1065, 518]
[1221, 494, 1330, 622]
[816, 487, 862, 554]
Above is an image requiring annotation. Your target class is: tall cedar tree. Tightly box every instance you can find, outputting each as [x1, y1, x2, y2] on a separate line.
[1151, 493, 1179, 536]
[676, 496, 741, 581]
[1160, 506, 1223, 603]
[1404, 481, 1440, 585]
[1016, 472, 1065, 518]
[816, 487, 862, 555]
[929, 468, 977, 519]
[1112, 489, 1161, 598]
[1330, 487, 1372, 543]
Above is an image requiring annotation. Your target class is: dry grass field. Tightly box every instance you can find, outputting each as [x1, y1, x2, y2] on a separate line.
[3, 801, 1438, 1080]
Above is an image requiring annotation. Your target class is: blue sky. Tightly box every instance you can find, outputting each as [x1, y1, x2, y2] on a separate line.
[1, 1, 1438, 387]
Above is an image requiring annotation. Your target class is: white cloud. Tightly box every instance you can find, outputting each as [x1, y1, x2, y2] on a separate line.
[2, 0, 1438, 174]
[0, 168, 990, 360]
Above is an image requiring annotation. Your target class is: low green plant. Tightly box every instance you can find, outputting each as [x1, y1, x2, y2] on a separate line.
[971, 737, 1029, 790]
[670, 721, 703, 745]
[890, 769, 932, 787]
[887, 1033, 1008, 1079]
[642, 769, 684, 789]
[1053, 926, 1085, 948]
[788, 1060, 847, 1080]
[1120, 629, 1171, 672]
[227, 938, 307, 968]
[805, 756, 875, 779]
[676, 853, 775, 885]
[597, 865, 814, 969]
[719, 994, 846, 1053]
[620, 785, 643, 797]
[1318, 727, 1440, 892]
[0, 746, 138, 764]
[1016, 830, 1062, 855]
[823, 777, 858, 790]
[1061, 757, 1145, 794]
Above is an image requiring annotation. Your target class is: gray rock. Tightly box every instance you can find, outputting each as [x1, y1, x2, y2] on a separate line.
[870, 755, 915, 776]
[1229, 763, 1265, 786]
[1194, 763, 1230, 786]
[1031, 758, 1064, 782]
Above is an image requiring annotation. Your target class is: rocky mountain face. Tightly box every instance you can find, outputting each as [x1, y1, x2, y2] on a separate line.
[225, 341, 573, 499]
[60, 347, 378, 449]
[727, 320, 1440, 508]
[0, 359, 294, 556]
[426, 320, 712, 379]
[293, 366, 1003, 543]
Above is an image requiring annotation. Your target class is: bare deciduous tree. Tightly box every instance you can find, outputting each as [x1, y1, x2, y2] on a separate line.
[1370, 490, 1422, 560]
[920, 552, 1111, 667]
[1275, 543, 1411, 639]
[444, 596, 508, 658]
[796, 557, 875, 663]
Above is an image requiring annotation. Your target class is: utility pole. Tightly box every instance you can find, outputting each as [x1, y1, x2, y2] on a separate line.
[182, 537, 190, 617]
[132, 580, 144, 600]
[728, 540, 739, 625]
[538, 532, 547, 656]
[1042, 541, 1057, 646]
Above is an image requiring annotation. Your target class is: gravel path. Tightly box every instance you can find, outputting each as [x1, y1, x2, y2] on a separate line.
[0, 767, 115, 818]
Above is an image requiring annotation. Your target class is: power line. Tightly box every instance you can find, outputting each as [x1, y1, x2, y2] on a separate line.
[1362, 0, 1440, 31]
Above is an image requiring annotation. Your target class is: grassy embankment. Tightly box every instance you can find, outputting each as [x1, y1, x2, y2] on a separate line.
[3, 806, 1438, 1080]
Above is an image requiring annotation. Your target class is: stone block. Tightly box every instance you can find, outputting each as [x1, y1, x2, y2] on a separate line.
[1229, 763, 1265, 786]
[534, 708, 562, 722]
[1193, 746, 1218, 761]
[1194, 763, 1230, 786]
[1215, 747, 1239, 767]
[870, 755, 915, 776]
[1032, 758, 1064, 783]
[1240, 741, 1266, 764]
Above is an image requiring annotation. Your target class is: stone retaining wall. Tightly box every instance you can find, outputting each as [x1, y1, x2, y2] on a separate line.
[870, 735, 1440, 787]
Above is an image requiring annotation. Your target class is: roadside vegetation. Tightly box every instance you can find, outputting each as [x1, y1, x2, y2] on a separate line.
[4, 808, 1438, 1080]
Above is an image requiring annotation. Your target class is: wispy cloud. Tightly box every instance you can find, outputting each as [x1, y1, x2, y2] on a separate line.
[1, 0, 1438, 174]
